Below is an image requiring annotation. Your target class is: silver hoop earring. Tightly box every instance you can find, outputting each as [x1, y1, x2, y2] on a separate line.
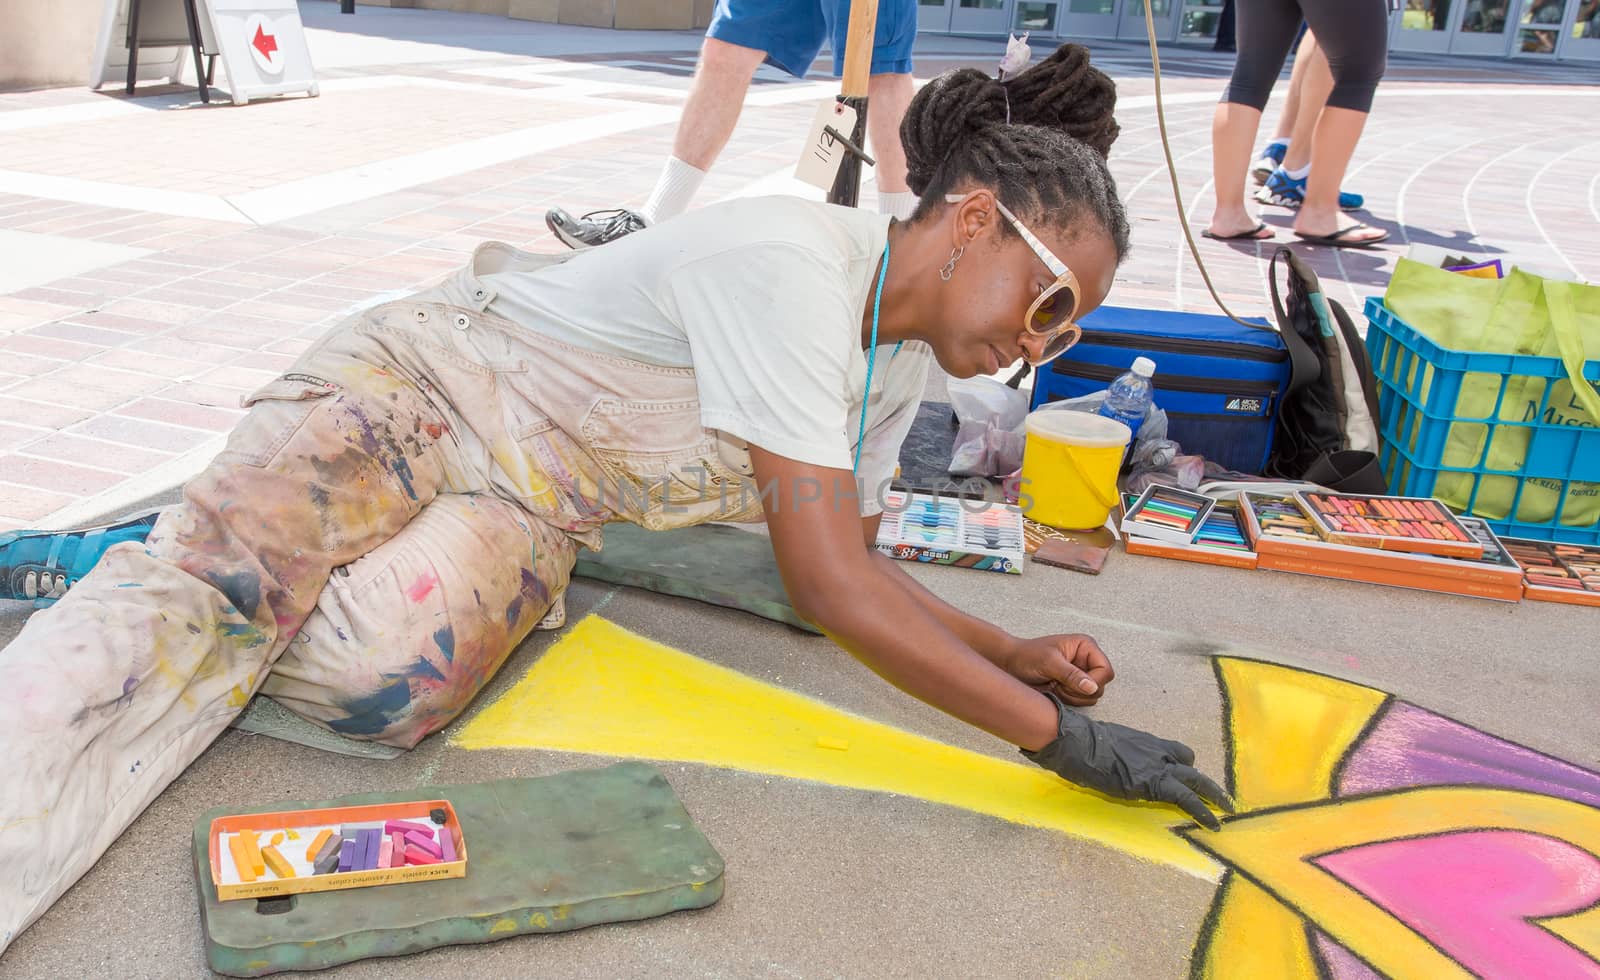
[940, 246, 965, 282]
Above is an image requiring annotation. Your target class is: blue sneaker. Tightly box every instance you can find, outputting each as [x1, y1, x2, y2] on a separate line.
[1250, 141, 1288, 186]
[1255, 167, 1365, 211]
[1, 509, 161, 606]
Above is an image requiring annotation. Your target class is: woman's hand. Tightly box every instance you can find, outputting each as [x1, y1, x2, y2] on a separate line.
[1002, 633, 1115, 706]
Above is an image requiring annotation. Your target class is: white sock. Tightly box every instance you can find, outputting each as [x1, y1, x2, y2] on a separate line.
[1286, 163, 1312, 180]
[877, 190, 918, 222]
[1268, 137, 1291, 149]
[641, 157, 706, 224]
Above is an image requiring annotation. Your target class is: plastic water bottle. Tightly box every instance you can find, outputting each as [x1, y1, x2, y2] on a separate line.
[1097, 357, 1156, 442]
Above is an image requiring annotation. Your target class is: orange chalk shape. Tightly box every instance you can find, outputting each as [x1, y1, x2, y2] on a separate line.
[239, 829, 265, 877]
[270, 832, 285, 847]
[262, 844, 296, 879]
[305, 828, 334, 862]
[228, 833, 259, 883]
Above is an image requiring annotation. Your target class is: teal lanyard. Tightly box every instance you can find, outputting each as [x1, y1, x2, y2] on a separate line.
[854, 241, 901, 475]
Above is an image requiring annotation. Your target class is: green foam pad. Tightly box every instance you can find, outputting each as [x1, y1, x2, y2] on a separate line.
[192, 762, 725, 976]
[230, 695, 405, 760]
[575, 522, 820, 634]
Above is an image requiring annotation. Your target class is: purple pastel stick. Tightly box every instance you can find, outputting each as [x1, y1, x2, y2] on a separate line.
[384, 819, 434, 836]
[337, 839, 356, 873]
[361, 829, 380, 870]
[403, 829, 442, 859]
[439, 828, 456, 863]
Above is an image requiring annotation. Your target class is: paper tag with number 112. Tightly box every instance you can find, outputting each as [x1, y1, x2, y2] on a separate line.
[794, 100, 859, 191]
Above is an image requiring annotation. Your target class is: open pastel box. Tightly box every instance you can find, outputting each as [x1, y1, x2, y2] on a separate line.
[1293, 492, 1483, 559]
[208, 799, 466, 901]
[1501, 537, 1600, 608]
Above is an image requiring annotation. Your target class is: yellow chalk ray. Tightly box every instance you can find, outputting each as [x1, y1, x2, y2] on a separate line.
[1193, 874, 1319, 980]
[455, 615, 1219, 879]
[1215, 658, 1388, 810]
[1545, 902, 1600, 960]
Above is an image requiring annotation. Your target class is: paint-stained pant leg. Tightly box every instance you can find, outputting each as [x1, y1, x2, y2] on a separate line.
[262, 493, 576, 749]
[0, 360, 460, 955]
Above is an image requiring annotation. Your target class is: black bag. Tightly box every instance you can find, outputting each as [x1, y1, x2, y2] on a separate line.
[1266, 246, 1386, 493]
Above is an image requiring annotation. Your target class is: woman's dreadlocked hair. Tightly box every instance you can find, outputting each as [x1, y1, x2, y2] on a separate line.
[900, 43, 1130, 261]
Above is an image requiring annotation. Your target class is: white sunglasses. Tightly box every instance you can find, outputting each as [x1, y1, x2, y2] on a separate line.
[945, 193, 1084, 366]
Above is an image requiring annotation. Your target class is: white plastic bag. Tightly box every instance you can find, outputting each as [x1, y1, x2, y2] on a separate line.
[948, 376, 1030, 477]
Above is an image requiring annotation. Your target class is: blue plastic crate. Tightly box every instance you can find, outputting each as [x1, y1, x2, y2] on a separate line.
[1364, 296, 1600, 545]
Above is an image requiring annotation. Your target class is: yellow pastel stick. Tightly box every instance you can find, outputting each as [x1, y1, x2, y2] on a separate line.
[262, 844, 296, 879]
[305, 828, 334, 862]
[239, 830, 265, 876]
[228, 834, 259, 883]
[286, 829, 300, 841]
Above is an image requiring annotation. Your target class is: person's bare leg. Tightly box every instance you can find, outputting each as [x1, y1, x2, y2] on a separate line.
[866, 71, 916, 218]
[1208, 102, 1270, 238]
[639, 37, 768, 224]
[1270, 33, 1315, 141]
[1293, 106, 1382, 241]
[1281, 41, 1332, 173]
[671, 37, 768, 170]
[866, 72, 913, 193]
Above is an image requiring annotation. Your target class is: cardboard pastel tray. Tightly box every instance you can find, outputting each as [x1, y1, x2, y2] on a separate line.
[209, 800, 466, 901]
[1501, 536, 1600, 608]
[1294, 491, 1482, 559]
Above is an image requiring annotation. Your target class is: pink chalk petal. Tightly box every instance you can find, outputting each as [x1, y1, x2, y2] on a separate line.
[1315, 830, 1600, 979]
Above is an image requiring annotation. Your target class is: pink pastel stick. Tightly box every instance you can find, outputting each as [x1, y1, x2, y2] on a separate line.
[404, 845, 440, 866]
[439, 829, 456, 863]
[390, 833, 405, 864]
[378, 837, 394, 869]
[403, 830, 442, 859]
[385, 819, 434, 836]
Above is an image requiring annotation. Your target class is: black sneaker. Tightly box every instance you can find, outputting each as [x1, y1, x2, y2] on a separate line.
[544, 207, 650, 250]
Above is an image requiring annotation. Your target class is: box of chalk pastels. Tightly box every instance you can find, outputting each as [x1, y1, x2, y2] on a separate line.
[875, 488, 1026, 574]
[208, 799, 466, 900]
[1120, 485, 1216, 547]
[1293, 491, 1482, 560]
[1502, 537, 1600, 608]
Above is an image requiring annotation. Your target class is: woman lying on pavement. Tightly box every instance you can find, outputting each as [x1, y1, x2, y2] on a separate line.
[0, 43, 1230, 953]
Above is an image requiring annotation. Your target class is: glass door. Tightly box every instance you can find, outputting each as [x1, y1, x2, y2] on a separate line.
[1011, 0, 1060, 34]
[918, 0, 955, 32]
[1450, 0, 1517, 54]
[1117, 0, 1180, 40]
[948, 0, 1013, 34]
[1178, 0, 1226, 43]
[1514, 0, 1571, 53]
[1058, 0, 1119, 38]
[1392, 0, 1457, 52]
[1558, 0, 1600, 58]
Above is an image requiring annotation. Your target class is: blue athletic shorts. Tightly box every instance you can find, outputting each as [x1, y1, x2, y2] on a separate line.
[706, 0, 917, 79]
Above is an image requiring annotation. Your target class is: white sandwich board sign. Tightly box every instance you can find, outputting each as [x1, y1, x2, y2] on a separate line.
[90, 0, 317, 106]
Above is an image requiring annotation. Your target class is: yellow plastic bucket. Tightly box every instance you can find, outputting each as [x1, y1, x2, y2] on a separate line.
[1019, 410, 1131, 529]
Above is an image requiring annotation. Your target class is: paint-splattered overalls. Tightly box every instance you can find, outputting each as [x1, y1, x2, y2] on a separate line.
[0, 241, 765, 952]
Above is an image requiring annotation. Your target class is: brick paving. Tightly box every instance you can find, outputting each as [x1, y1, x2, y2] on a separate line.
[0, 2, 1598, 531]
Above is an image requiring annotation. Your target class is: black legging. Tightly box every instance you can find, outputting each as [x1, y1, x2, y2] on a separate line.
[1222, 0, 1389, 114]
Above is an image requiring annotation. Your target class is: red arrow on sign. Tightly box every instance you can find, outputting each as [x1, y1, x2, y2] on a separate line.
[252, 24, 278, 60]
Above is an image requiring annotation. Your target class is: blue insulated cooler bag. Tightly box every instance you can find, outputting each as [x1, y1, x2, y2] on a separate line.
[1030, 306, 1291, 474]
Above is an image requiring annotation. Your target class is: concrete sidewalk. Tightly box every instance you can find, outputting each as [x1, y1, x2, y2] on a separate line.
[2, 5, 1600, 977]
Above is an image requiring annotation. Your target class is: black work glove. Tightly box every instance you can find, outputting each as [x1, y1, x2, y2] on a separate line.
[1021, 691, 1236, 830]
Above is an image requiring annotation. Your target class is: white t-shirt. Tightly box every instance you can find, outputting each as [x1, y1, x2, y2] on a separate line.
[482, 196, 933, 516]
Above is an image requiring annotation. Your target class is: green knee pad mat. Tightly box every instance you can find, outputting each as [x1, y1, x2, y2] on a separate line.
[575, 522, 820, 634]
[192, 762, 724, 976]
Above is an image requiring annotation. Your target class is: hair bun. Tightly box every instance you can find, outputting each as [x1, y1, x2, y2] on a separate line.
[900, 68, 1008, 197]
